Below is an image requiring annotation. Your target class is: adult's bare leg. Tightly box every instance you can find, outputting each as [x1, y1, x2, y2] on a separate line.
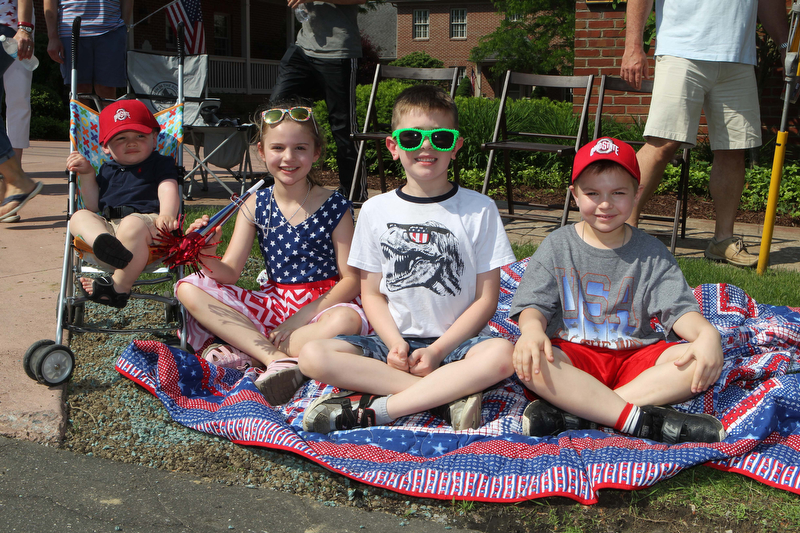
[708, 149, 745, 241]
[0, 154, 38, 218]
[628, 137, 682, 226]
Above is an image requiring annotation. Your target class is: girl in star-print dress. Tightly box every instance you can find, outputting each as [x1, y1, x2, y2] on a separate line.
[176, 98, 369, 405]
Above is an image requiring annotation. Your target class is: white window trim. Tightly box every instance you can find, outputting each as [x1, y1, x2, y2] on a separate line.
[450, 8, 467, 39]
[413, 9, 430, 40]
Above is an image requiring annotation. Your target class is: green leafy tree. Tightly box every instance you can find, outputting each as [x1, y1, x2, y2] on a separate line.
[470, 0, 575, 78]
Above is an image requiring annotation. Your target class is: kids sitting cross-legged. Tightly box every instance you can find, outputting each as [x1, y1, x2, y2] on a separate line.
[511, 137, 726, 444]
[67, 100, 180, 309]
[299, 85, 517, 433]
[176, 98, 368, 405]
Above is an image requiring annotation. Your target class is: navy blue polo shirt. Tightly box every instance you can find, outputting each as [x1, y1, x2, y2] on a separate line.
[96, 151, 177, 214]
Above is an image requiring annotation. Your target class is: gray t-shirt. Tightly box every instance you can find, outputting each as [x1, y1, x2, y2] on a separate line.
[509, 224, 699, 349]
[296, 3, 362, 59]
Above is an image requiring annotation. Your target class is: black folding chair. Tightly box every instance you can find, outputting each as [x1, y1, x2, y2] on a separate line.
[480, 71, 595, 226]
[594, 75, 691, 253]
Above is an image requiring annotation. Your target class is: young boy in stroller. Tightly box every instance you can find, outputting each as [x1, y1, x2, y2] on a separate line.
[66, 99, 181, 309]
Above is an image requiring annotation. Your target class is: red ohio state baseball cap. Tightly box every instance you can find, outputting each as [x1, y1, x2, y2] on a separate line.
[99, 100, 160, 145]
[571, 137, 640, 184]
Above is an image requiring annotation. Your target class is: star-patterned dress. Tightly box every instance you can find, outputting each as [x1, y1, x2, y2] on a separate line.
[177, 187, 368, 353]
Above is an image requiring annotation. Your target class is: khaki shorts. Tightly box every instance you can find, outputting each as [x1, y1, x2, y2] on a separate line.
[102, 212, 160, 244]
[644, 55, 761, 151]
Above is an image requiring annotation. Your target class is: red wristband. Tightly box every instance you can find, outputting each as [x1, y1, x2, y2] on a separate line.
[18, 22, 33, 29]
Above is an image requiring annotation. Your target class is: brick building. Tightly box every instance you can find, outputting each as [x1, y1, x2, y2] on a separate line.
[392, 0, 502, 97]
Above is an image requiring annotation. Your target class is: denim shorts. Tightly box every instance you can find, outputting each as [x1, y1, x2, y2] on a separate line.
[335, 335, 495, 365]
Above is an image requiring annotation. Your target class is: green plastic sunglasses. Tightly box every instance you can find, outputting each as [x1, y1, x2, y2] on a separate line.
[392, 128, 460, 151]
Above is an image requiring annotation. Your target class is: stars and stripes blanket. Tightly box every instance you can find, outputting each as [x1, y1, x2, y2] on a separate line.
[116, 263, 800, 504]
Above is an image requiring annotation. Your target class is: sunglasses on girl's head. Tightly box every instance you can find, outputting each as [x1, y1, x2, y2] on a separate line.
[262, 107, 318, 133]
[392, 128, 460, 152]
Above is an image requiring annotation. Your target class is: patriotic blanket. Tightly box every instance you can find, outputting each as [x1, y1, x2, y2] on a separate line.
[116, 262, 800, 504]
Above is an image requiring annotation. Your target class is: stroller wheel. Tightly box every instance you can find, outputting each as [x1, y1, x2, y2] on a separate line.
[29, 344, 75, 386]
[23, 339, 55, 381]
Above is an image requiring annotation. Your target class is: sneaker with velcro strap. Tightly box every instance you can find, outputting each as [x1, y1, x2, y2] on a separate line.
[522, 399, 597, 437]
[635, 405, 727, 444]
[428, 392, 483, 431]
[302, 391, 383, 434]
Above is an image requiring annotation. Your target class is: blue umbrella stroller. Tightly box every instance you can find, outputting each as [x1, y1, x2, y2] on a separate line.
[23, 19, 189, 386]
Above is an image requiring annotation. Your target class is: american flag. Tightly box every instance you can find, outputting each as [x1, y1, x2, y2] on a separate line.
[470, 68, 476, 95]
[166, 0, 206, 55]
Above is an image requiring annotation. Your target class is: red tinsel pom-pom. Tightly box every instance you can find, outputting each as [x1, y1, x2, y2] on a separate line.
[152, 220, 220, 276]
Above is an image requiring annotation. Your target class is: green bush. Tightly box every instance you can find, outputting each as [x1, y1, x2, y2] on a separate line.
[316, 79, 414, 175]
[30, 83, 67, 119]
[31, 116, 69, 141]
[740, 163, 800, 217]
[389, 51, 444, 69]
[315, 81, 800, 219]
[455, 77, 473, 98]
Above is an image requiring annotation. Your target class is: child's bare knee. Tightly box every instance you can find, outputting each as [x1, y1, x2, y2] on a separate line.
[115, 216, 148, 242]
[298, 339, 328, 375]
[175, 283, 199, 309]
[328, 307, 362, 335]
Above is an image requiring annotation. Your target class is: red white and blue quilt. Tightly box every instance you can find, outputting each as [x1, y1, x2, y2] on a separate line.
[116, 261, 800, 504]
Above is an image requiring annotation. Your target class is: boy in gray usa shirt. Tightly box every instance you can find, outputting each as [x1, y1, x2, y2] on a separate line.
[510, 137, 727, 444]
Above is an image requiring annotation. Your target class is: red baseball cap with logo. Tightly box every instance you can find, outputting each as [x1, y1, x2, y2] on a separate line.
[99, 100, 161, 145]
[571, 137, 640, 184]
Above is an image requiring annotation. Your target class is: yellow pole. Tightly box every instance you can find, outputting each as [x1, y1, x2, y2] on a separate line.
[757, 130, 788, 274]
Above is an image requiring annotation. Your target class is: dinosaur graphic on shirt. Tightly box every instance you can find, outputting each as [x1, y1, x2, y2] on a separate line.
[380, 221, 464, 296]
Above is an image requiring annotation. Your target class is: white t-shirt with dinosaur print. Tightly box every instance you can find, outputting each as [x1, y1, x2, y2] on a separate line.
[348, 184, 516, 338]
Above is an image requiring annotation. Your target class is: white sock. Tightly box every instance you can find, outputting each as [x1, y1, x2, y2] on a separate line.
[369, 395, 393, 425]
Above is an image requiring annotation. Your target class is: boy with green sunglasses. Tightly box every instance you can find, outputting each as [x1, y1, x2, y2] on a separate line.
[298, 85, 517, 434]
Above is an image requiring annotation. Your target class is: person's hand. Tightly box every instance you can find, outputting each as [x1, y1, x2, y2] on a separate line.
[268, 313, 307, 351]
[387, 340, 410, 372]
[620, 46, 649, 90]
[186, 215, 221, 250]
[14, 29, 33, 60]
[673, 328, 723, 394]
[47, 36, 64, 64]
[408, 346, 442, 377]
[186, 214, 210, 233]
[155, 215, 179, 233]
[287, 0, 306, 8]
[66, 151, 94, 174]
[513, 331, 554, 383]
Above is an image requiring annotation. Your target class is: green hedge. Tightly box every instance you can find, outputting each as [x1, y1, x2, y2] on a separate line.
[29, 83, 69, 141]
[313, 87, 798, 218]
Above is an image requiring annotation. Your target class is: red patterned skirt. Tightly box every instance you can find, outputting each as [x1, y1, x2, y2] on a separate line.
[176, 273, 369, 352]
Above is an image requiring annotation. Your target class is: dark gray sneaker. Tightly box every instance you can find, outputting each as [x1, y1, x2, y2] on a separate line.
[522, 399, 597, 437]
[302, 391, 383, 434]
[635, 405, 727, 444]
[429, 392, 483, 430]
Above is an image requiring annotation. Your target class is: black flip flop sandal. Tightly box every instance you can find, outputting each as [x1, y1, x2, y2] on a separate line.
[92, 233, 133, 270]
[82, 275, 131, 309]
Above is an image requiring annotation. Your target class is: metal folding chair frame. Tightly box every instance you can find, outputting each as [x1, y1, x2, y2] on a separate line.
[594, 75, 690, 254]
[480, 71, 595, 226]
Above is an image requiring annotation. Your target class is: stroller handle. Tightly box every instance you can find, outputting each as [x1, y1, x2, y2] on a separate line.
[71, 17, 81, 67]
